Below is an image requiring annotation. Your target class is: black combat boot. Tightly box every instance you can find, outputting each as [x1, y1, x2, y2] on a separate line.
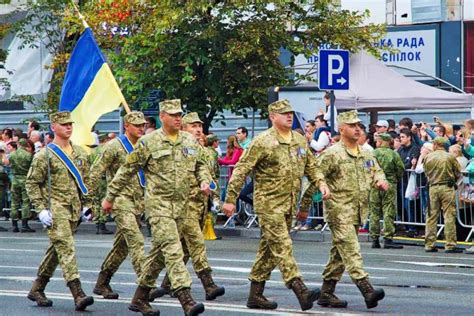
[246, 281, 278, 310]
[197, 269, 225, 300]
[99, 223, 113, 234]
[355, 277, 385, 309]
[371, 238, 381, 248]
[317, 279, 348, 308]
[129, 286, 160, 316]
[12, 220, 19, 233]
[383, 238, 403, 249]
[67, 278, 94, 311]
[289, 277, 320, 311]
[93, 269, 119, 299]
[21, 219, 35, 233]
[27, 276, 53, 307]
[175, 287, 205, 316]
[149, 274, 171, 301]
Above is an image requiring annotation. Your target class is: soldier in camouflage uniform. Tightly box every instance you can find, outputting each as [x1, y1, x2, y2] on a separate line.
[152, 112, 225, 301]
[222, 100, 330, 311]
[9, 138, 34, 233]
[369, 133, 405, 249]
[317, 111, 388, 309]
[89, 112, 147, 299]
[424, 137, 462, 253]
[26, 111, 94, 311]
[103, 100, 211, 316]
[89, 136, 113, 235]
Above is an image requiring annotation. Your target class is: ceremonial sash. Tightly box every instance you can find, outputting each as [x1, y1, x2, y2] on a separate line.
[118, 135, 146, 188]
[47, 143, 89, 195]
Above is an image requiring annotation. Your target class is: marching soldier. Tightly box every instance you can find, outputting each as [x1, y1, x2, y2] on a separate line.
[26, 111, 94, 311]
[317, 111, 388, 309]
[223, 100, 330, 311]
[89, 112, 147, 299]
[9, 138, 35, 233]
[152, 112, 224, 301]
[424, 137, 462, 253]
[103, 100, 212, 316]
[369, 133, 405, 249]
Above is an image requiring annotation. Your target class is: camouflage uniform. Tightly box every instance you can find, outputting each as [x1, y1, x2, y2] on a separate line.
[88, 145, 109, 226]
[9, 142, 33, 222]
[106, 106, 212, 294]
[318, 113, 386, 283]
[89, 112, 147, 280]
[369, 138, 405, 241]
[225, 102, 325, 287]
[26, 112, 91, 283]
[423, 138, 461, 251]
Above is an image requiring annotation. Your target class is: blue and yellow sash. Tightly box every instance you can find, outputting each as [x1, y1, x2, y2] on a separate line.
[47, 143, 89, 195]
[118, 135, 146, 188]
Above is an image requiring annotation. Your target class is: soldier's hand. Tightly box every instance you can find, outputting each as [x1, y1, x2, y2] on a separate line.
[200, 182, 211, 196]
[376, 180, 389, 191]
[102, 199, 113, 214]
[38, 209, 53, 228]
[296, 210, 309, 221]
[222, 203, 236, 217]
[320, 185, 331, 200]
[81, 207, 93, 222]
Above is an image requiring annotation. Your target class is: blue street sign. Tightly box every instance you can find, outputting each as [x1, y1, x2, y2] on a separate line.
[318, 50, 350, 90]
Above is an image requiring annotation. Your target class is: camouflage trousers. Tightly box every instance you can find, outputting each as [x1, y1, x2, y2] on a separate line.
[101, 212, 144, 276]
[10, 177, 30, 221]
[425, 185, 457, 250]
[37, 218, 80, 282]
[180, 195, 211, 274]
[369, 183, 397, 240]
[138, 216, 191, 291]
[322, 223, 369, 282]
[249, 212, 302, 286]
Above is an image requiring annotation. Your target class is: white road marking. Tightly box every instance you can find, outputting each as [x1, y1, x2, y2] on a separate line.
[390, 261, 474, 268]
[0, 289, 359, 315]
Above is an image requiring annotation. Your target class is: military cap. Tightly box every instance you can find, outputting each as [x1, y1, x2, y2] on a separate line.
[124, 111, 147, 125]
[336, 110, 362, 125]
[268, 99, 294, 114]
[182, 112, 203, 125]
[159, 99, 183, 114]
[50, 111, 74, 124]
[377, 133, 392, 142]
[17, 138, 28, 147]
[432, 137, 448, 146]
[207, 134, 219, 143]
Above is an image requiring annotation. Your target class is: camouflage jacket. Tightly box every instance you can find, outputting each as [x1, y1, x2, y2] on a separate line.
[225, 127, 325, 215]
[89, 137, 145, 215]
[424, 149, 461, 186]
[26, 143, 91, 221]
[9, 147, 32, 177]
[318, 141, 386, 225]
[373, 145, 405, 184]
[105, 129, 212, 219]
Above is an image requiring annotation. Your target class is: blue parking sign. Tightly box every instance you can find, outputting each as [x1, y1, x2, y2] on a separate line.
[318, 50, 349, 90]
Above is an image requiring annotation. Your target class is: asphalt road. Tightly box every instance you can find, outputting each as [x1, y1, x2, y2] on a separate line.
[0, 227, 473, 316]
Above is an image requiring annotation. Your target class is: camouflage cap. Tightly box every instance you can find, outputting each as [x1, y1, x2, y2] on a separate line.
[50, 111, 74, 124]
[336, 110, 362, 126]
[159, 99, 183, 114]
[207, 134, 219, 143]
[124, 111, 146, 125]
[18, 138, 28, 147]
[377, 133, 392, 142]
[268, 99, 294, 114]
[432, 137, 448, 146]
[182, 112, 203, 125]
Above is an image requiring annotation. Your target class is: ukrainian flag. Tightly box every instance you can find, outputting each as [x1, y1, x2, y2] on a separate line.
[59, 27, 126, 146]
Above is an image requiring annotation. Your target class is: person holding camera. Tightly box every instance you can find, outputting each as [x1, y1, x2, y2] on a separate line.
[423, 137, 462, 253]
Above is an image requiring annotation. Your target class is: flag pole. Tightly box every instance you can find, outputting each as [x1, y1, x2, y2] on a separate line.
[70, 0, 131, 114]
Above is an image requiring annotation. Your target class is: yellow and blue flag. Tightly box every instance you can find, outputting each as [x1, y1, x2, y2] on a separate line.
[59, 27, 126, 146]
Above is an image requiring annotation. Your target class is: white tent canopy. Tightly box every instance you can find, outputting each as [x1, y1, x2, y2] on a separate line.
[335, 51, 473, 110]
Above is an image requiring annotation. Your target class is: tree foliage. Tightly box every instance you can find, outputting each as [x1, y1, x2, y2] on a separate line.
[12, 0, 385, 130]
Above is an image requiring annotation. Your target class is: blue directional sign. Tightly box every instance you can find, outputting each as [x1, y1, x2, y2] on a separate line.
[318, 49, 350, 90]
